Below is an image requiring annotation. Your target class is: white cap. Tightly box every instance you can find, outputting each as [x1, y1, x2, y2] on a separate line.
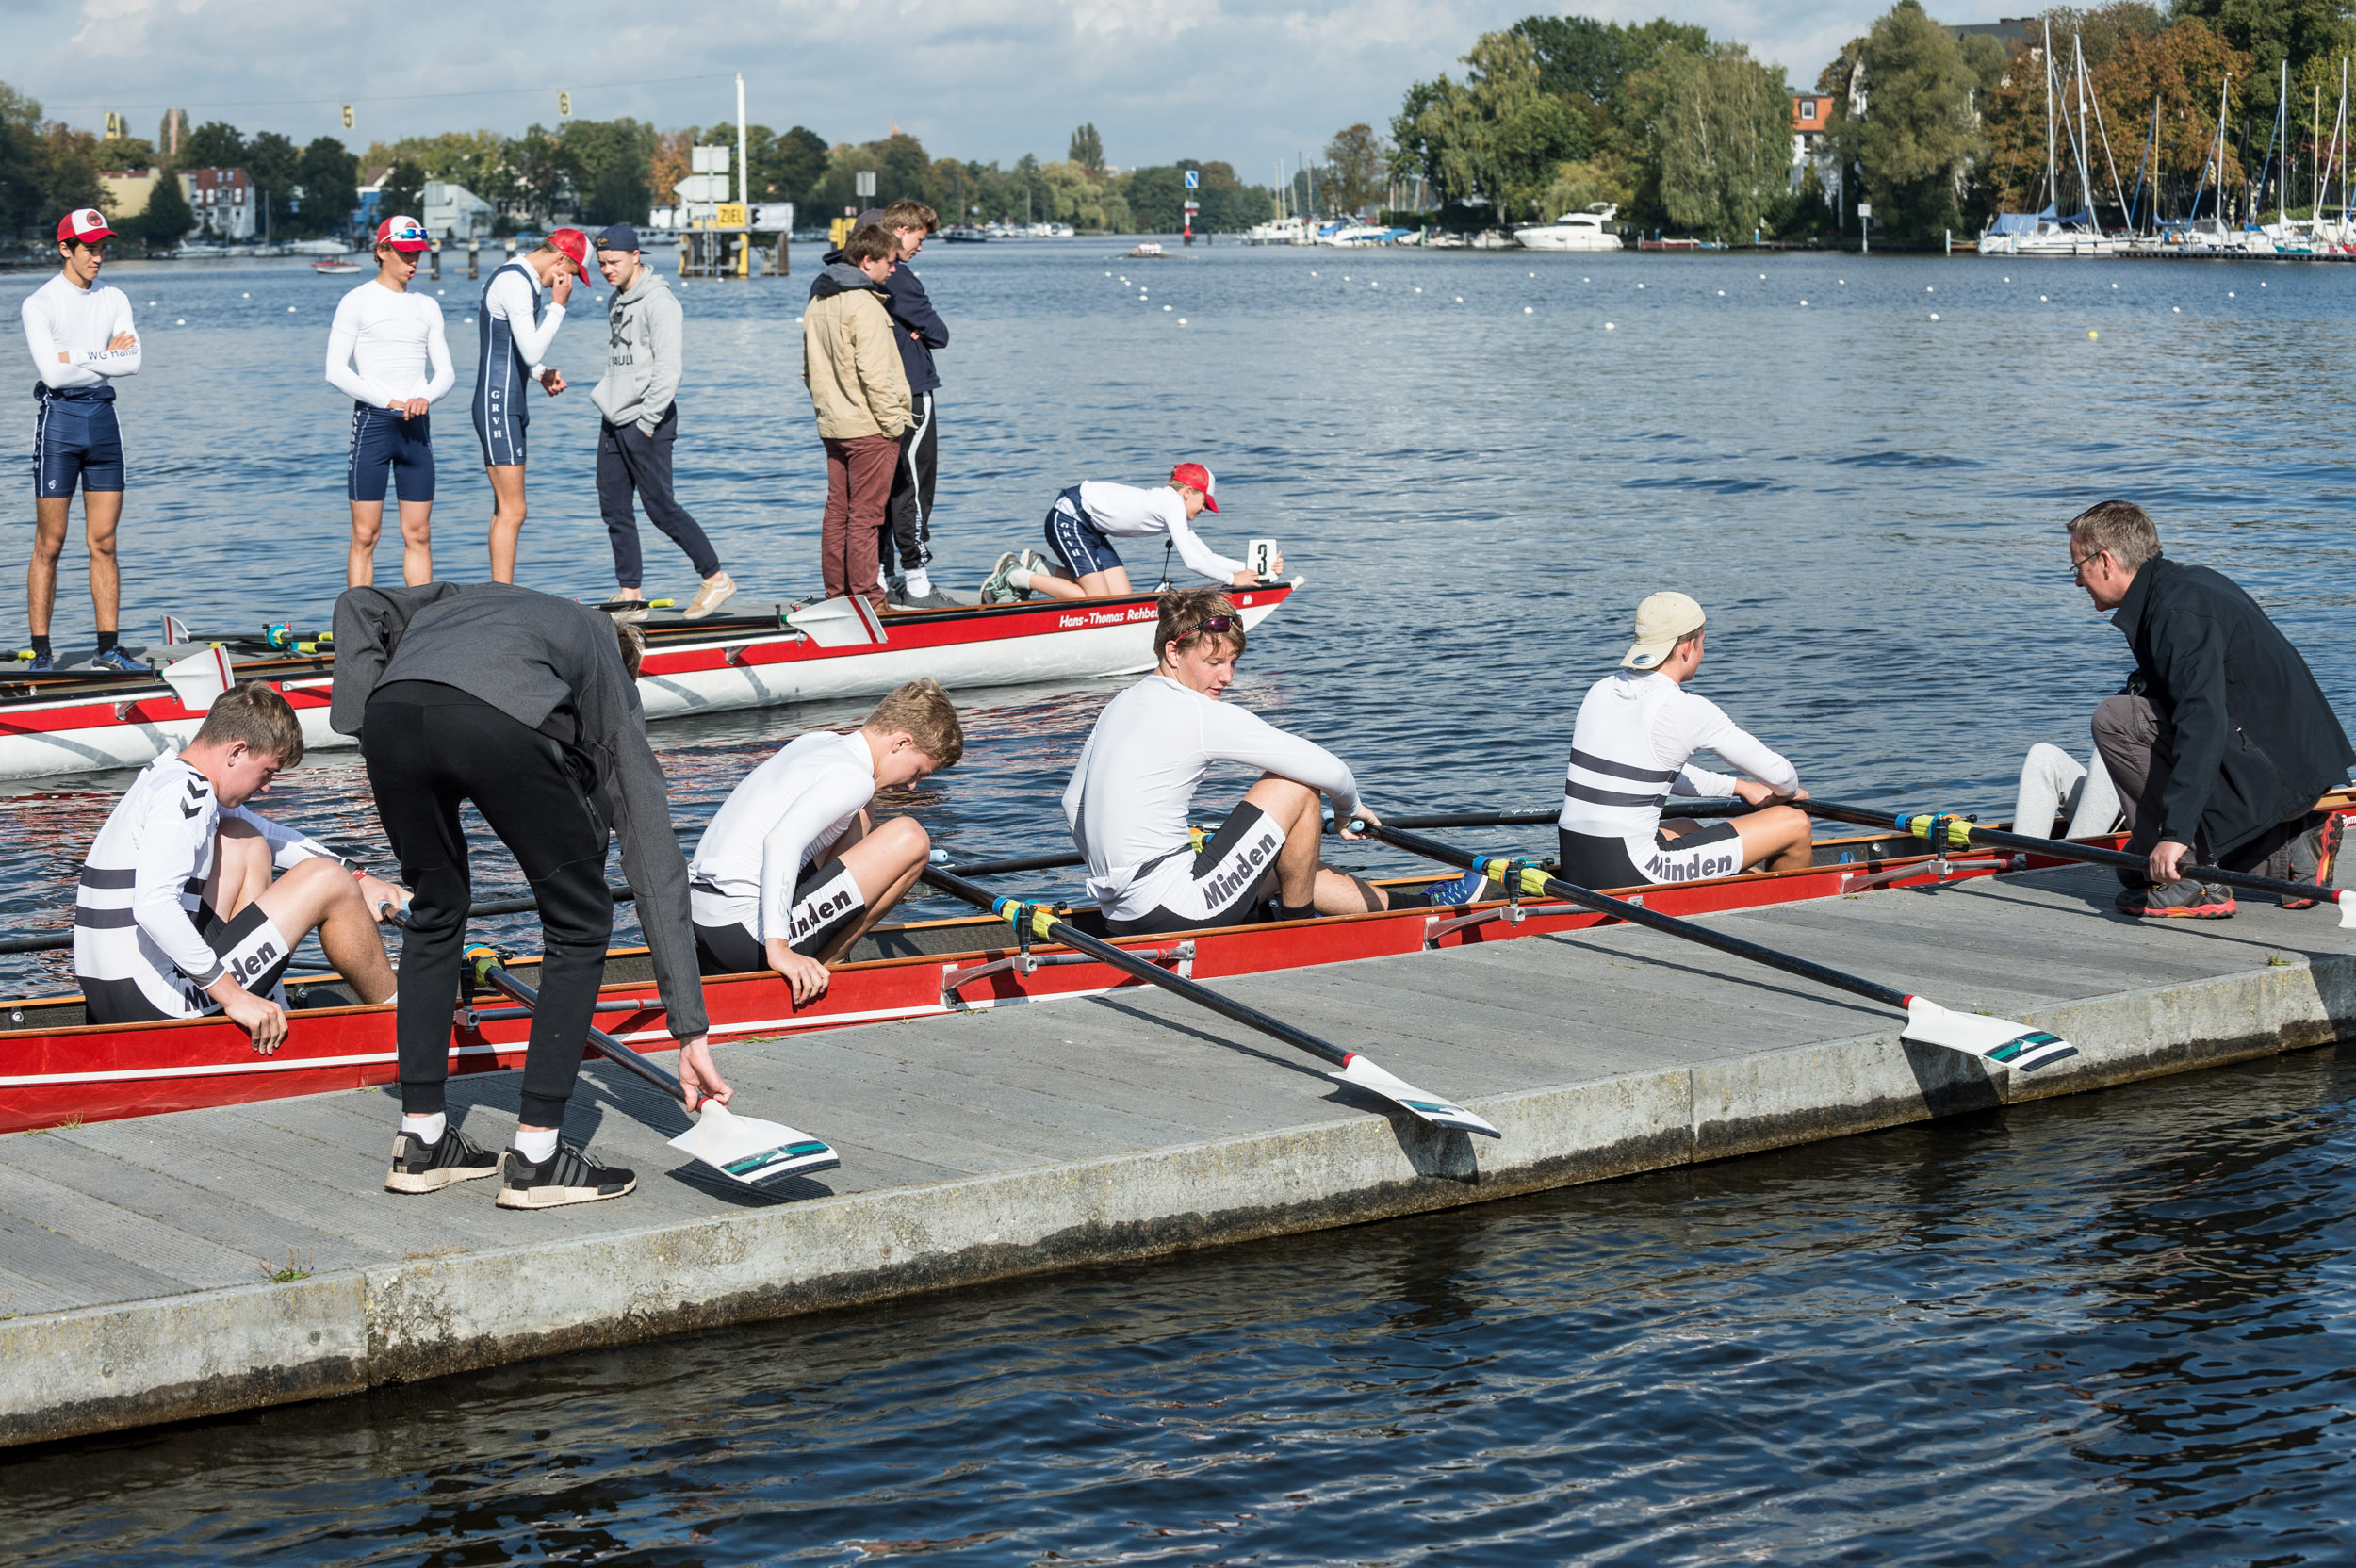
[1622, 592, 1706, 669]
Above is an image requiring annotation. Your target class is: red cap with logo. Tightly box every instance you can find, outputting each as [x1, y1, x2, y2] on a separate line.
[57, 208, 116, 244]
[1170, 462, 1219, 512]
[375, 215, 431, 253]
[547, 227, 596, 277]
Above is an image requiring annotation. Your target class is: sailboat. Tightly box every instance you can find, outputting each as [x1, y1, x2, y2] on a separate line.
[1980, 22, 2119, 255]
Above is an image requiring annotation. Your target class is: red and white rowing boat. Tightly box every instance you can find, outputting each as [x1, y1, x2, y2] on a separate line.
[0, 814, 2179, 1135]
[0, 583, 1299, 782]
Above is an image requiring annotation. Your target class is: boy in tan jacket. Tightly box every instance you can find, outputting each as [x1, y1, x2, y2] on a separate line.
[802, 224, 912, 608]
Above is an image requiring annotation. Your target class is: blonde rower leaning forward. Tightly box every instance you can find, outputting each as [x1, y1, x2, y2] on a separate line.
[688, 679, 964, 1001]
[1556, 592, 1812, 890]
[1066, 588, 1478, 936]
[73, 683, 402, 1046]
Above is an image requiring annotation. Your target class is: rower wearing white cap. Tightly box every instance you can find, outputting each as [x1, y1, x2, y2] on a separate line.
[328, 215, 454, 587]
[985, 463, 1277, 602]
[1556, 592, 1814, 890]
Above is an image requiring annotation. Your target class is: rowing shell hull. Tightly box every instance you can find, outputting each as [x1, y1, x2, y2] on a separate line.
[0, 827, 2093, 1135]
[0, 587, 1295, 782]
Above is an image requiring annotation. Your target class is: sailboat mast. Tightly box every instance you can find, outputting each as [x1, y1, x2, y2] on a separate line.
[2044, 19, 2059, 213]
[2074, 37, 2099, 226]
[2280, 57, 2290, 226]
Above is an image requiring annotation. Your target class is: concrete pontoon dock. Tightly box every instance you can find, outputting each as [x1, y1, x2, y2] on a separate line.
[1, 861, 2348, 1448]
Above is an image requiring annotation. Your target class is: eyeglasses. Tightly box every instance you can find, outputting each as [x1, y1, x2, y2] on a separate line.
[2070, 548, 2106, 579]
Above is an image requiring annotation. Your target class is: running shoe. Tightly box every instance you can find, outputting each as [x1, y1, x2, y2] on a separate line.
[2115, 880, 2236, 919]
[385, 1125, 500, 1194]
[2282, 811, 2345, 909]
[979, 551, 1021, 604]
[1424, 869, 1491, 906]
[90, 646, 152, 676]
[496, 1142, 637, 1209]
[22, 650, 51, 672]
[682, 570, 737, 620]
[901, 587, 963, 609]
[605, 598, 653, 623]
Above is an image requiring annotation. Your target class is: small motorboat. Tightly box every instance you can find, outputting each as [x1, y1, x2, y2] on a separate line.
[1514, 203, 1625, 252]
[311, 258, 364, 275]
[1128, 240, 1166, 257]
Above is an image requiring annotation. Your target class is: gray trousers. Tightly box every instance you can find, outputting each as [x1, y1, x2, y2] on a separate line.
[2091, 693, 2307, 883]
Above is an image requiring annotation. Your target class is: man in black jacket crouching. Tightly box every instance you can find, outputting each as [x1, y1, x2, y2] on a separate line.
[2069, 499, 2354, 918]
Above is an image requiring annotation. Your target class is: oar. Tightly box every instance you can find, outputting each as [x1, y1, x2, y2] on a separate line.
[464, 945, 842, 1185]
[1355, 820, 2078, 1073]
[1800, 799, 2355, 927]
[918, 865, 1500, 1137]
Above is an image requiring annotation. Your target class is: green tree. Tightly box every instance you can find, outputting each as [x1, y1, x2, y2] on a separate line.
[1069, 122, 1105, 177]
[177, 120, 246, 169]
[1626, 41, 1793, 238]
[365, 131, 514, 206]
[246, 129, 300, 236]
[295, 137, 358, 238]
[97, 135, 157, 172]
[380, 158, 426, 220]
[562, 116, 657, 225]
[2171, 0, 2356, 120]
[1838, 0, 1985, 242]
[137, 170, 194, 248]
[510, 125, 585, 223]
[1392, 31, 1595, 221]
[1323, 123, 1388, 212]
[766, 125, 830, 208]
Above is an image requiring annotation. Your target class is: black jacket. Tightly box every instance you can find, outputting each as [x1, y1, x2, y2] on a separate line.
[2111, 553, 2354, 855]
[817, 246, 946, 395]
[327, 582, 708, 1038]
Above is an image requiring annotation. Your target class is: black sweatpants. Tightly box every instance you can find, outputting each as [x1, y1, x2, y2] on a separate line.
[362, 681, 616, 1128]
[598, 405, 720, 589]
[882, 390, 936, 575]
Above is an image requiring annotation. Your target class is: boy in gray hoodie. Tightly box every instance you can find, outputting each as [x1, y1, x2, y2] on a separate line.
[591, 223, 733, 620]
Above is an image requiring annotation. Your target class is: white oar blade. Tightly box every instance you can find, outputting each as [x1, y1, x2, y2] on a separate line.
[669, 1101, 842, 1184]
[2336, 890, 2356, 928]
[1329, 1054, 1500, 1137]
[1902, 997, 2076, 1072]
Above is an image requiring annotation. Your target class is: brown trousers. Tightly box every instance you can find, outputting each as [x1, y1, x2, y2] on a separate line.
[820, 433, 900, 607]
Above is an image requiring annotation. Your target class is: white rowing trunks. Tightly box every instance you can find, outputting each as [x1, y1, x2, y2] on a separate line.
[1104, 800, 1284, 937]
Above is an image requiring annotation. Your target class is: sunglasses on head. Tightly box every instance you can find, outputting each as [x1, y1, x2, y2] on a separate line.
[1188, 615, 1235, 635]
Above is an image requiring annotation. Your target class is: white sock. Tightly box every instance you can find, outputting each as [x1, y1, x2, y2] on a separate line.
[904, 568, 932, 596]
[1007, 568, 1035, 591]
[401, 1111, 445, 1146]
[514, 1124, 559, 1164]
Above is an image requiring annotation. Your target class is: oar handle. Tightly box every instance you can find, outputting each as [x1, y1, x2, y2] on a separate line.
[464, 946, 693, 1108]
[918, 866, 1354, 1069]
[1360, 820, 1912, 1011]
[1805, 799, 2350, 908]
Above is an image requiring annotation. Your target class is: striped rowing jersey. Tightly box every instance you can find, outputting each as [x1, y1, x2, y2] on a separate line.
[475, 259, 564, 442]
[1558, 670, 1799, 844]
[73, 756, 338, 1016]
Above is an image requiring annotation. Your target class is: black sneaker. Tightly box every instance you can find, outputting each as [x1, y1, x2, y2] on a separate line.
[2115, 880, 2236, 919]
[384, 1126, 499, 1193]
[496, 1143, 638, 1209]
[2282, 812, 2344, 909]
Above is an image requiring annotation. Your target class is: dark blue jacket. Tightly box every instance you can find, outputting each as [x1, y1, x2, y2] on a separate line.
[817, 248, 946, 395]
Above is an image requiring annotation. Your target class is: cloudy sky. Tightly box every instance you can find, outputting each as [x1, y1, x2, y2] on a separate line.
[14, 0, 1976, 175]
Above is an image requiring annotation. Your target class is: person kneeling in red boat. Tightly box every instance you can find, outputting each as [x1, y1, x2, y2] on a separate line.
[687, 679, 964, 1002]
[1062, 587, 1481, 936]
[73, 681, 402, 1049]
[980, 464, 1277, 603]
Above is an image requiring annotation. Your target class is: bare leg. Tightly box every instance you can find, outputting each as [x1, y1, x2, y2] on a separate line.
[1733, 805, 1813, 873]
[250, 856, 397, 1003]
[347, 500, 384, 587]
[204, 819, 278, 919]
[1236, 774, 1385, 914]
[1021, 569, 1088, 601]
[812, 815, 931, 963]
[396, 498, 434, 585]
[28, 498, 69, 639]
[485, 465, 527, 582]
[82, 490, 122, 635]
[1077, 565, 1134, 597]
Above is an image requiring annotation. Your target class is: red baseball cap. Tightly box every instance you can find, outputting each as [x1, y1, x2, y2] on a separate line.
[1170, 462, 1219, 512]
[375, 214, 431, 252]
[547, 227, 596, 275]
[57, 208, 116, 244]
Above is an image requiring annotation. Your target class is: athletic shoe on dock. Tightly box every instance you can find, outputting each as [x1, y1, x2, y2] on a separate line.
[979, 552, 1021, 604]
[90, 647, 150, 676]
[2282, 812, 2344, 908]
[1424, 869, 1490, 906]
[682, 571, 737, 620]
[22, 651, 50, 672]
[496, 1143, 637, 1209]
[2115, 881, 2236, 919]
[384, 1126, 499, 1194]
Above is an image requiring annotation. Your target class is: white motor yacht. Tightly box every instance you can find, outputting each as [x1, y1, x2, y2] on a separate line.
[1513, 203, 1624, 252]
[1245, 216, 1309, 245]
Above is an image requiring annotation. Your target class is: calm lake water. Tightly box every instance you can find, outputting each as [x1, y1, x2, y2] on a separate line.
[2, 243, 2353, 1559]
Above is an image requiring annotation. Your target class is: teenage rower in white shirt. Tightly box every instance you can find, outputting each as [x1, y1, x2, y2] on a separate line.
[985, 464, 1280, 602]
[688, 679, 964, 1002]
[1556, 591, 1814, 890]
[473, 228, 595, 582]
[18, 209, 143, 674]
[1063, 587, 1477, 936]
[327, 216, 455, 586]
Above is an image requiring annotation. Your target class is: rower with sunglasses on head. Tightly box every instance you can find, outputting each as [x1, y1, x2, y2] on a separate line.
[327, 216, 454, 587]
[1062, 587, 1482, 937]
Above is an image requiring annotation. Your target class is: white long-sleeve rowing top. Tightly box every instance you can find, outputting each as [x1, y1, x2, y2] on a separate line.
[21, 273, 140, 392]
[1076, 482, 1245, 582]
[482, 264, 564, 379]
[325, 281, 454, 407]
[688, 730, 875, 940]
[1063, 675, 1362, 915]
[1557, 670, 1799, 844]
[74, 757, 338, 1014]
